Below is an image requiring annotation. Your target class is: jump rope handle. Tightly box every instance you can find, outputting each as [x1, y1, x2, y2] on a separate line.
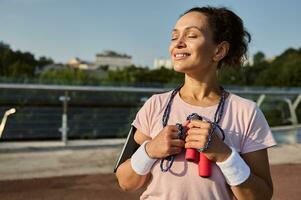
[185, 148, 199, 162]
[184, 115, 211, 178]
[185, 149, 211, 177]
[199, 152, 211, 177]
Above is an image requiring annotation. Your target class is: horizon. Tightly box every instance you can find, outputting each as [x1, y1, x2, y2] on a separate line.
[1, 0, 300, 68]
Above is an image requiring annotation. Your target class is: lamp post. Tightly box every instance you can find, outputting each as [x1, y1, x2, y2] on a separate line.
[0, 108, 16, 138]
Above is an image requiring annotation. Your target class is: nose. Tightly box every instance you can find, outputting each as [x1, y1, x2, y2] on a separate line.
[175, 36, 186, 48]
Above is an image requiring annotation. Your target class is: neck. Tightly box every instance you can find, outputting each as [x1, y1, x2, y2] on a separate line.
[180, 73, 221, 101]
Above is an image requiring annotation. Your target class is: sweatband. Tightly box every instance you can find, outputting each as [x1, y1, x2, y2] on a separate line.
[216, 146, 251, 186]
[131, 140, 157, 175]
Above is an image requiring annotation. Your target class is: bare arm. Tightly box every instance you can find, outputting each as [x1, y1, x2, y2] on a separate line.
[116, 125, 185, 192]
[230, 149, 273, 200]
[115, 130, 151, 192]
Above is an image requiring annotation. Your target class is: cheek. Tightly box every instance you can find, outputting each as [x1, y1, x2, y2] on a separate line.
[194, 42, 214, 60]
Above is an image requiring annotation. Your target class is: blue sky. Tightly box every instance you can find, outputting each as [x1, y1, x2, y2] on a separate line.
[0, 0, 300, 68]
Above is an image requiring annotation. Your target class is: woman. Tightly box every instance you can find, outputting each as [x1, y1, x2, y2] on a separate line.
[116, 6, 276, 200]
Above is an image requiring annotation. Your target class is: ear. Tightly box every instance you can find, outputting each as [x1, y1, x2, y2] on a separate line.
[213, 41, 230, 62]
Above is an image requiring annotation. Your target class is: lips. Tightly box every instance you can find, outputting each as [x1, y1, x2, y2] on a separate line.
[173, 53, 191, 60]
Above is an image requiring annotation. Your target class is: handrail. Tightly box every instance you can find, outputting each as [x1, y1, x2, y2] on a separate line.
[0, 83, 301, 95]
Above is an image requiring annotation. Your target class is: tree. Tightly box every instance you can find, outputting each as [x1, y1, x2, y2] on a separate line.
[0, 41, 55, 78]
[104, 65, 183, 86]
[253, 51, 265, 65]
[218, 66, 246, 86]
[39, 68, 101, 85]
[37, 56, 54, 67]
[255, 48, 301, 86]
[8, 61, 35, 77]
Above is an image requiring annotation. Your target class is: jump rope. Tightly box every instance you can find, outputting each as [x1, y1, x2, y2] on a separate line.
[160, 85, 226, 177]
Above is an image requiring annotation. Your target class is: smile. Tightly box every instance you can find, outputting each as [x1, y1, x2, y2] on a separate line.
[174, 53, 190, 60]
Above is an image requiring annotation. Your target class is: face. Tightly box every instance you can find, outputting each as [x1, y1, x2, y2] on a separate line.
[169, 12, 218, 74]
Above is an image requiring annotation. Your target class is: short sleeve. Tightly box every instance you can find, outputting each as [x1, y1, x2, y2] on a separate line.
[131, 96, 155, 137]
[241, 106, 277, 154]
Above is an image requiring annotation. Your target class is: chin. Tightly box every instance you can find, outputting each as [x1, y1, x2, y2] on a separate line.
[172, 62, 193, 73]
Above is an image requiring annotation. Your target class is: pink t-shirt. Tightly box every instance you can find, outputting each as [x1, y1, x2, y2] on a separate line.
[132, 90, 276, 200]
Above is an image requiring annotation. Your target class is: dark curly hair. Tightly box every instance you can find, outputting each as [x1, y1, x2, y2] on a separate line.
[183, 6, 251, 68]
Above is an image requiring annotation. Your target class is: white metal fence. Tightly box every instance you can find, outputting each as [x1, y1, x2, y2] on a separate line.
[1, 84, 300, 144]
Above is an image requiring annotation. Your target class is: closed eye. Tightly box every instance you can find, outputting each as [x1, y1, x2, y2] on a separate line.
[187, 34, 197, 39]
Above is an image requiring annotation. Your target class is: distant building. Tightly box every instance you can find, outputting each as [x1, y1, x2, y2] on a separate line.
[67, 57, 98, 70]
[67, 57, 81, 68]
[95, 50, 132, 70]
[153, 58, 172, 69]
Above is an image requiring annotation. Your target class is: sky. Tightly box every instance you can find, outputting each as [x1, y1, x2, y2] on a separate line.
[0, 0, 300, 68]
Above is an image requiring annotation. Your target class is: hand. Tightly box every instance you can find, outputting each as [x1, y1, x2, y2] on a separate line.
[145, 125, 185, 159]
[185, 119, 231, 162]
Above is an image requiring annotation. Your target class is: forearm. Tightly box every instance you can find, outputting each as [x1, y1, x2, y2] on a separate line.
[116, 159, 150, 192]
[231, 172, 273, 200]
[213, 145, 273, 200]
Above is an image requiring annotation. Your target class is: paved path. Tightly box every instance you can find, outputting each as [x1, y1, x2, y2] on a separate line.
[0, 139, 123, 180]
[0, 164, 300, 200]
[0, 140, 300, 199]
[1, 140, 301, 180]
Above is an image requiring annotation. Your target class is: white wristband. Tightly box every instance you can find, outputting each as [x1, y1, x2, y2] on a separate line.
[131, 140, 157, 175]
[216, 146, 251, 186]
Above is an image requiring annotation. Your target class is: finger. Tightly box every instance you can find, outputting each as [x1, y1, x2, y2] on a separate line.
[163, 126, 179, 139]
[168, 131, 182, 139]
[168, 146, 183, 155]
[187, 120, 211, 129]
[183, 120, 190, 127]
[185, 141, 206, 149]
[186, 127, 209, 135]
[166, 125, 179, 132]
[185, 134, 208, 143]
[170, 139, 185, 147]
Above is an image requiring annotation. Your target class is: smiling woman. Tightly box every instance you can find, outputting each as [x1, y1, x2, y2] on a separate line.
[115, 6, 276, 200]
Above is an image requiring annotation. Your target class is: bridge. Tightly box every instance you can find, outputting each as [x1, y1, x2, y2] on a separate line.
[0, 83, 300, 143]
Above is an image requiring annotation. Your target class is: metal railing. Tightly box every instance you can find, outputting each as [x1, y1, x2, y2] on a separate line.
[0, 83, 301, 144]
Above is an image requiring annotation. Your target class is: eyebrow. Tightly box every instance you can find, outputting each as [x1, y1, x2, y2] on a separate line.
[172, 26, 203, 33]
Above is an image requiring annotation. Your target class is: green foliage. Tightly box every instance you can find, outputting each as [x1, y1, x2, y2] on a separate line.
[99, 65, 109, 71]
[261, 100, 292, 126]
[253, 51, 265, 65]
[0, 41, 53, 78]
[218, 48, 301, 87]
[8, 61, 35, 77]
[37, 56, 54, 67]
[103, 65, 183, 86]
[1, 40, 300, 87]
[39, 68, 102, 85]
[255, 48, 301, 87]
[218, 66, 246, 86]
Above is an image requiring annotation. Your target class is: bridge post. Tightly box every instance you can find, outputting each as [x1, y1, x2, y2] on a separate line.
[59, 91, 70, 145]
[284, 98, 298, 125]
[256, 94, 266, 107]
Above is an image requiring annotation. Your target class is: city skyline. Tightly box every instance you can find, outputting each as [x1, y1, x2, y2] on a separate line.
[1, 0, 300, 68]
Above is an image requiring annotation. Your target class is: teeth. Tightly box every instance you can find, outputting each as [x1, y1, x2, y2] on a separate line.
[175, 53, 189, 58]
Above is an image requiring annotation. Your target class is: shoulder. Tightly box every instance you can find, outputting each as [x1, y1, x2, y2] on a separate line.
[145, 90, 173, 105]
[140, 90, 173, 112]
[228, 92, 258, 112]
[151, 90, 173, 102]
[227, 92, 272, 131]
[227, 92, 263, 123]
